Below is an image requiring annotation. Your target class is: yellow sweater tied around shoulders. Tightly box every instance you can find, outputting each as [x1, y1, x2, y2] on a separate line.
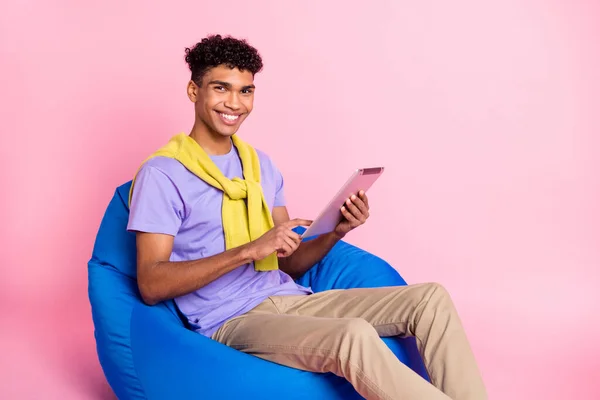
[128, 133, 278, 272]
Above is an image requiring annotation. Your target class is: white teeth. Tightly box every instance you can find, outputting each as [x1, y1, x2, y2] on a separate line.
[220, 113, 239, 121]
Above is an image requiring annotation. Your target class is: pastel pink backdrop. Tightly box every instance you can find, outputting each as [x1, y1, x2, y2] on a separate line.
[1, 1, 599, 399]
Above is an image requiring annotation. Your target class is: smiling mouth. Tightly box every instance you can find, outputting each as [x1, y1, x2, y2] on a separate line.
[217, 112, 240, 122]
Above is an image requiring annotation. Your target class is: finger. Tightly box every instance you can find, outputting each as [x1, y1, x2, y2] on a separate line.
[284, 229, 302, 246]
[358, 190, 369, 209]
[285, 218, 313, 228]
[350, 194, 369, 215]
[277, 239, 294, 257]
[344, 198, 366, 222]
[277, 248, 292, 257]
[341, 205, 360, 224]
[282, 235, 298, 253]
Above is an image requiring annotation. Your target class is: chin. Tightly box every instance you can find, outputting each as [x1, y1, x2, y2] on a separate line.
[214, 124, 239, 137]
[212, 121, 243, 137]
[202, 120, 237, 138]
[217, 130, 237, 138]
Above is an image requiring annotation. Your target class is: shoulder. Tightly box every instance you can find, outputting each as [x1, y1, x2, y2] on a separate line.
[136, 156, 199, 189]
[254, 147, 280, 173]
[140, 156, 191, 179]
[132, 156, 196, 205]
[254, 147, 271, 163]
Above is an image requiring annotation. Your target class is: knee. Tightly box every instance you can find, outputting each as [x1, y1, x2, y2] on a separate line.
[423, 282, 454, 309]
[426, 281, 449, 296]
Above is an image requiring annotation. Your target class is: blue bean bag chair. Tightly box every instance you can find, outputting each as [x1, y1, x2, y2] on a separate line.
[88, 181, 428, 399]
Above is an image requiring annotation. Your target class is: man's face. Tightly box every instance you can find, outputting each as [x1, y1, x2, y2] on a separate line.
[188, 65, 255, 138]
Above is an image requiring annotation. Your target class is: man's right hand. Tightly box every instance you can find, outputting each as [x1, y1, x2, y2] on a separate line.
[247, 219, 313, 260]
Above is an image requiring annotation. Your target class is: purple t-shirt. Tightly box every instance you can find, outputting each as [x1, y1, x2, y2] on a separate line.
[127, 143, 312, 337]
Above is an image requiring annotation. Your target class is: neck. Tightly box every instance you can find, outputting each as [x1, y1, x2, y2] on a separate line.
[189, 121, 232, 155]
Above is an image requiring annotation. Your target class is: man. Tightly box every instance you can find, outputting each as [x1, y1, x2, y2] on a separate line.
[127, 34, 487, 400]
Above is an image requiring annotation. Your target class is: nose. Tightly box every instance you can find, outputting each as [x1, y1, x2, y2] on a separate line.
[223, 91, 241, 111]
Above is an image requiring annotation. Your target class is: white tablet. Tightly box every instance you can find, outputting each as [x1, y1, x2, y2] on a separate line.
[301, 167, 385, 238]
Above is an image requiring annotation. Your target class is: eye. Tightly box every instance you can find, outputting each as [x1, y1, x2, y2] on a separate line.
[214, 86, 226, 92]
[241, 88, 254, 95]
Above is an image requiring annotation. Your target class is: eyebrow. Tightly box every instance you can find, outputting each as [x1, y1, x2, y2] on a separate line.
[207, 80, 256, 90]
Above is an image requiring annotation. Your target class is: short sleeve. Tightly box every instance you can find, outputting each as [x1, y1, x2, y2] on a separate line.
[273, 163, 286, 207]
[127, 164, 184, 236]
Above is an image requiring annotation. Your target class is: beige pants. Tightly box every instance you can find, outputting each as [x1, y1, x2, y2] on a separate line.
[212, 283, 487, 400]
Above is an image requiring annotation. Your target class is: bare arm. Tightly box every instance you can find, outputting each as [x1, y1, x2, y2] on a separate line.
[135, 232, 254, 305]
[135, 218, 312, 305]
[274, 190, 371, 279]
[274, 206, 342, 280]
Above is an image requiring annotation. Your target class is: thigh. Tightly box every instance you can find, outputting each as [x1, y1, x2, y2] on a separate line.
[212, 305, 374, 373]
[211, 301, 447, 400]
[273, 283, 444, 337]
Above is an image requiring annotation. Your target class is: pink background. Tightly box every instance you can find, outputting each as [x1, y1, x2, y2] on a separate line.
[1, 1, 599, 399]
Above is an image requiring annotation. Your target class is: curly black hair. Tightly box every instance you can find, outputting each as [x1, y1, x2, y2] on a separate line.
[184, 34, 264, 85]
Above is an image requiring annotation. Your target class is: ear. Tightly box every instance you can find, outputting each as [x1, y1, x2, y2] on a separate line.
[187, 80, 199, 102]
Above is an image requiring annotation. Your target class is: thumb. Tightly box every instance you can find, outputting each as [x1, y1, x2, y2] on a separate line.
[285, 218, 313, 228]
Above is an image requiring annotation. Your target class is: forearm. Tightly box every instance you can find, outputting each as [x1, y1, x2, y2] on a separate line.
[279, 231, 342, 279]
[138, 244, 253, 305]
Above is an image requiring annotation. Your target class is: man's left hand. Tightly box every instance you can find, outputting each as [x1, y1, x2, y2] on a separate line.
[333, 190, 370, 239]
